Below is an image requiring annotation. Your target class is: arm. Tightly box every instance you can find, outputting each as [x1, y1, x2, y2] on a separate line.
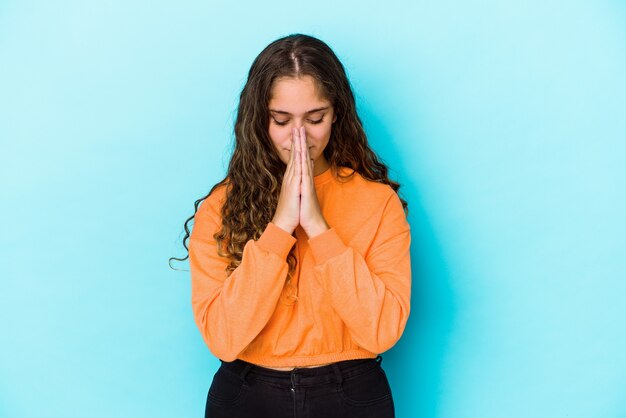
[189, 197, 296, 361]
[307, 191, 412, 353]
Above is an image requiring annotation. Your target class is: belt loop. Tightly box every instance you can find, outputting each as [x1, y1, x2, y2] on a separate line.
[239, 363, 253, 383]
[376, 355, 383, 365]
[331, 362, 343, 384]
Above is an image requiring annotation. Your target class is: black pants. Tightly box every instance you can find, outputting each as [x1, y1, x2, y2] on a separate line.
[205, 355, 395, 417]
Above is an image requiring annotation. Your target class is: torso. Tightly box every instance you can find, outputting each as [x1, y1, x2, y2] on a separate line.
[256, 362, 332, 371]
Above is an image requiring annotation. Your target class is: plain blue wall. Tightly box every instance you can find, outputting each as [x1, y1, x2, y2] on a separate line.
[1, 1, 625, 417]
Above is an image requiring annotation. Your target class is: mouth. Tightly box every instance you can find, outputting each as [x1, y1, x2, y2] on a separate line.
[284, 147, 313, 151]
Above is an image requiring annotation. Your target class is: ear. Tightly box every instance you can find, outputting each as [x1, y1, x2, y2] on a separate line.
[332, 114, 337, 123]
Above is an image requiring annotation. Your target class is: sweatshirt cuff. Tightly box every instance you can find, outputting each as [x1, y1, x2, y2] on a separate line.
[256, 222, 297, 259]
[308, 227, 347, 265]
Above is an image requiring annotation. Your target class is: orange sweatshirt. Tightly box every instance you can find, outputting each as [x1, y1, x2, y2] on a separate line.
[189, 166, 412, 368]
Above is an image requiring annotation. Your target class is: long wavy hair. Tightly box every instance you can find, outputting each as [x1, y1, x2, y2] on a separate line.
[169, 34, 408, 296]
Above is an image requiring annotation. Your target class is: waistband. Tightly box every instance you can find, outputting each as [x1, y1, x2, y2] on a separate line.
[219, 355, 383, 388]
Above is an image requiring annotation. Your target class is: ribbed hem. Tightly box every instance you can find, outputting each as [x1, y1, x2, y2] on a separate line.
[236, 348, 378, 368]
[308, 227, 347, 265]
[256, 222, 297, 258]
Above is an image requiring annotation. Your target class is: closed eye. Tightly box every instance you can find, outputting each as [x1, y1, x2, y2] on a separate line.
[272, 116, 324, 126]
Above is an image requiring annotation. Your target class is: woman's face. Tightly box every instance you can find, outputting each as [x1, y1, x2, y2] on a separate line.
[268, 75, 336, 169]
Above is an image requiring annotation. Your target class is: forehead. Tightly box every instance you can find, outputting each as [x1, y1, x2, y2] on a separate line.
[268, 75, 330, 113]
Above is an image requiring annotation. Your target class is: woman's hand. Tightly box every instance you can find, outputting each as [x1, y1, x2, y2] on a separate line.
[271, 130, 302, 235]
[296, 126, 330, 238]
[272, 127, 329, 238]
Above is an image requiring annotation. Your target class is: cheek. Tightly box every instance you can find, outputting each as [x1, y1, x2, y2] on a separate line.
[268, 126, 288, 148]
[268, 127, 290, 163]
[306, 124, 332, 144]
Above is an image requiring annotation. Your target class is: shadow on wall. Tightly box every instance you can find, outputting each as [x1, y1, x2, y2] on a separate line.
[359, 88, 456, 418]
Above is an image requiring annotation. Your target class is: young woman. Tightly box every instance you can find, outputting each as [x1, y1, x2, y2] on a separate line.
[174, 33, 411, 417]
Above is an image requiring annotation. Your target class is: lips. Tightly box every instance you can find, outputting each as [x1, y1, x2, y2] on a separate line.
[283, 147, 313, 151]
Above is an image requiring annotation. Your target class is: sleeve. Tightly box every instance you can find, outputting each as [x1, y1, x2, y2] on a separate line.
[307, 190, 411, 353]
[189, 196, 297, 361]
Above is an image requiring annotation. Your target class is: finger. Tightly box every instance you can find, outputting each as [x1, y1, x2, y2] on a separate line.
[308, 150, 314, 181]
[294, 128, 301, 179]
[302, 127, 313, 177]
[288, 132, 296, 176]
[295, 127, 302, 153]
[300, 127, 308, 181]
[295, 144, 301, 182]
[303, 127, 313, 182]
[283, 133, 293, 183]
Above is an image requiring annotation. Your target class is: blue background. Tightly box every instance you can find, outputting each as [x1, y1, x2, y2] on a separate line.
[1, 1, 625, 417]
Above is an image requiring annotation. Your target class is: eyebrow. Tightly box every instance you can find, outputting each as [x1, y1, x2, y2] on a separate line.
[269, 106, 329, 115]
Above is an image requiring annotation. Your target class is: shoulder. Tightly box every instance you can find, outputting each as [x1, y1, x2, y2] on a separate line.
[335, 166, 396, 199]
[197, 181, 229, 220]
[334, 167, 406, 220]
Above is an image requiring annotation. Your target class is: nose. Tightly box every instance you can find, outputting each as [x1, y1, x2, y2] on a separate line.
[292, 126, 306, 139]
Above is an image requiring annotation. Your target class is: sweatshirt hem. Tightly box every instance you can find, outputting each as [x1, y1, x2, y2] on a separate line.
[234, 349, 378, 368]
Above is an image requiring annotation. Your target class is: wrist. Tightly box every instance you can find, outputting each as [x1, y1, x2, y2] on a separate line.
[306, 220, 330, 238]
[272, 219, 295, 235]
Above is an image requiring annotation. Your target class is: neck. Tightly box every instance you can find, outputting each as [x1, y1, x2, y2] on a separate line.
[313, 156, 330, 176]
